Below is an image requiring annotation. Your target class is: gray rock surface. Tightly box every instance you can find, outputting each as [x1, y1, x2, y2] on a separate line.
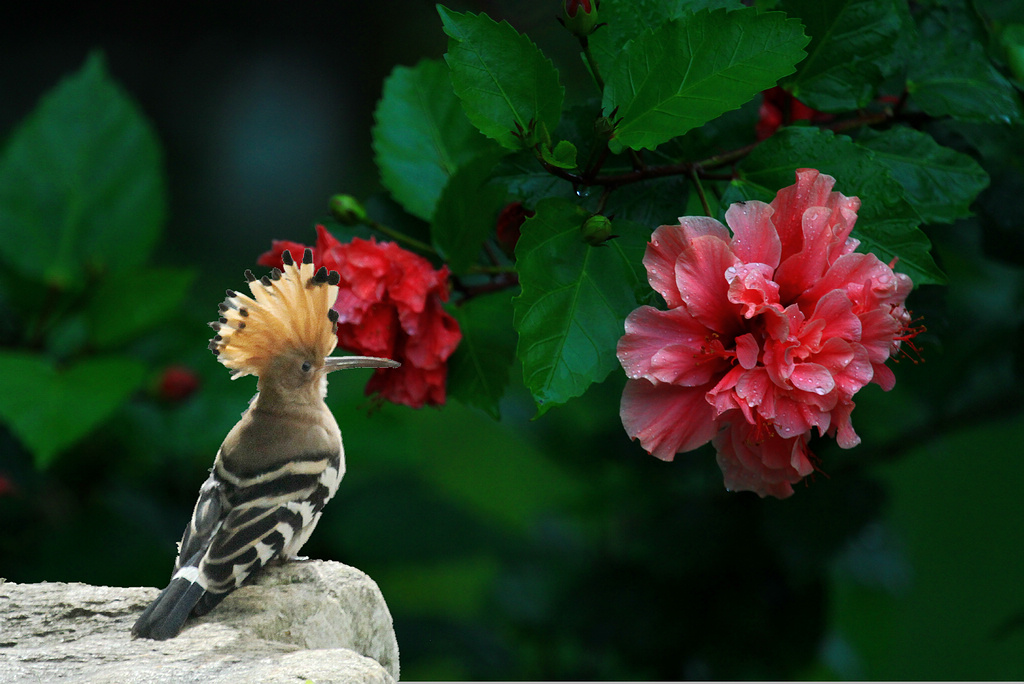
[0, 560, 400, 683]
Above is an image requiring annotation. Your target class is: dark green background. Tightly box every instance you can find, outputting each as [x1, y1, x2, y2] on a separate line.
[1, 1, 1022, 679]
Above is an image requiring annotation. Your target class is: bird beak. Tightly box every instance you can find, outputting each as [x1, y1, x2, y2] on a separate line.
[322, 355, 401, 372]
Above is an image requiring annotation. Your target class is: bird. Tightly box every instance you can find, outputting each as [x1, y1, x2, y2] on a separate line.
[132, 247, 398, 640]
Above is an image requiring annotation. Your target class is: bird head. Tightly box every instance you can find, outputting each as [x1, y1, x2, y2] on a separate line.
[208, 248, 398, 397]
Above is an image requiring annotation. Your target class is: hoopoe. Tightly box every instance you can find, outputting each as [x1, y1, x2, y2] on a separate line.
[132, 248, 397, 640]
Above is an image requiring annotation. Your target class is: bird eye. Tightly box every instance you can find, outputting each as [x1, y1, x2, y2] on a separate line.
[301, 361, 312, 373]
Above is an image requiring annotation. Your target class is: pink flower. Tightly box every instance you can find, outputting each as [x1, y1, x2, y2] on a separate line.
[617, 169, 914, 498]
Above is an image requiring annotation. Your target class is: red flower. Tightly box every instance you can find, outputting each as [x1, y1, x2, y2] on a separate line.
[617, 169, 914, 498]
[157, 365, 200, 402]
[258, 226, 462, 408]
[257, 239, 310, 270]
[756, 87, 832, 140]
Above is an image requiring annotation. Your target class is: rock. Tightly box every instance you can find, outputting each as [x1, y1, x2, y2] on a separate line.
[0, 560, 400, 683]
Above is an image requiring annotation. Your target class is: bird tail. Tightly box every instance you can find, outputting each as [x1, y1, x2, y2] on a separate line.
[131, 566, 208, 640]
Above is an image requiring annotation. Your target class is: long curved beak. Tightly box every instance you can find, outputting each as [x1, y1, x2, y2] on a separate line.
[323, 355, 400, 372]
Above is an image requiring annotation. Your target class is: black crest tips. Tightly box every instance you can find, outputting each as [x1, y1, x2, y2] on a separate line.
[327, 309, 339, 323]
[226, 289, 236, 298]
[271, 268, 283, 281]
[260, 275, 272, 287]
[219, 316, 228, 324]
[209, 321, 221, 331]
[244, 269, 256, 283]
[313, 266, 329, 283]
[327, 271, 340, 286]
[239, 307, 249, 317]
[217, 303, 229, 313]
[281, 250, 294, 266]
[208, 340, 220, 352]
[303, 248, 314, 264]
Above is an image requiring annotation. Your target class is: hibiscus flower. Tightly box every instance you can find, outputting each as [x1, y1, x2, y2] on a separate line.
[617, 169, 913, 498]
[258, 226, 462, 408]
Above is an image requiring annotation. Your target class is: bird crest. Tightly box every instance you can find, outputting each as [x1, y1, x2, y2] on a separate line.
[209, 248, 341, 379]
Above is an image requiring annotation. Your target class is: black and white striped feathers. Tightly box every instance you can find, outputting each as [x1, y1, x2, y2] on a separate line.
[131, 250, 398, 640]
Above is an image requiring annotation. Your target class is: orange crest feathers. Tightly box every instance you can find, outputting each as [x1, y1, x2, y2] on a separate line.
[208, 248, 341, 379]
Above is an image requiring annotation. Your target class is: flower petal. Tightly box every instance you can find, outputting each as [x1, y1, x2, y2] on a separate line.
[643, 225, 691, 307]
[735, 333, 760, 370]
[770, 168, 839, 260]
[617, 306, 727, 386]
[790, 362, 835, 395]
[675, 235, 742, 335]
[620, 379, 717, 460]
[726, 262, 781, 319]
[712, 421, 814, 498]
[725, 200, 781, 268]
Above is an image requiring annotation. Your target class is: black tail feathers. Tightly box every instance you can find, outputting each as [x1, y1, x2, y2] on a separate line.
[131, 576, 207, 640]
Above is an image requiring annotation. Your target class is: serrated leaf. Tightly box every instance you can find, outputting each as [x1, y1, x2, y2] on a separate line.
[781, 0, 911, 111]
[858, 126, 989, 224]
[447, 293, 516, 419]
[603, 8, 809, 153]
[439, 6, 564, 150]
[512, 199, 644, 415]
[738, 126, 945, 285]
[0, 52, 166, 287]
[86, 267, 196, 349]
[372, 59, 500, 222]
[0, 352, 146, 467]
[430, 154, 507, 273]
[589, 0, 745, 78]
[907, 1, 1024, 123]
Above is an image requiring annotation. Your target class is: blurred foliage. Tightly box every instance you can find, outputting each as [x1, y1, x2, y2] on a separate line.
[1, 0, 1024, 680]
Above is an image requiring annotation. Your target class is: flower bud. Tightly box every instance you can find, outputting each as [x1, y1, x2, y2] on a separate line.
[329, 194, 368, 226]
[594, 115, 615, 140]
[580, 214, 614, 245]
[562, 0, 598, 38]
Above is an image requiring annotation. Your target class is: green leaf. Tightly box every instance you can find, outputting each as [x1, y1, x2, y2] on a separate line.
[447, 293, 516, 419]
[603, 8, 809, 153]
[907, 1, 1024, 123]
[86, 267, 196, 349]
[438, 6, 564, 150]
[487, 103, 605, 205]
[737, 126, 945, 285]
[490, 151, 575, 204]
[512, 199, 645, 415]
[0, 352, 146, 467]
[589, 0, 745, 79]
[372, 58, 500, 222]
[540, 140, 578, 170]
[430, 155, 507, 273]
[858, 126, 989, 224]
[0, 52, 167, 287]
[781, 0, 912, 111]
[606, 175, 691, 229]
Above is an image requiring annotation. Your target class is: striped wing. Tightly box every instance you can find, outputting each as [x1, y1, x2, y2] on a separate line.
[191, 452, 341, 612]
[132, 450, 341, 639]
